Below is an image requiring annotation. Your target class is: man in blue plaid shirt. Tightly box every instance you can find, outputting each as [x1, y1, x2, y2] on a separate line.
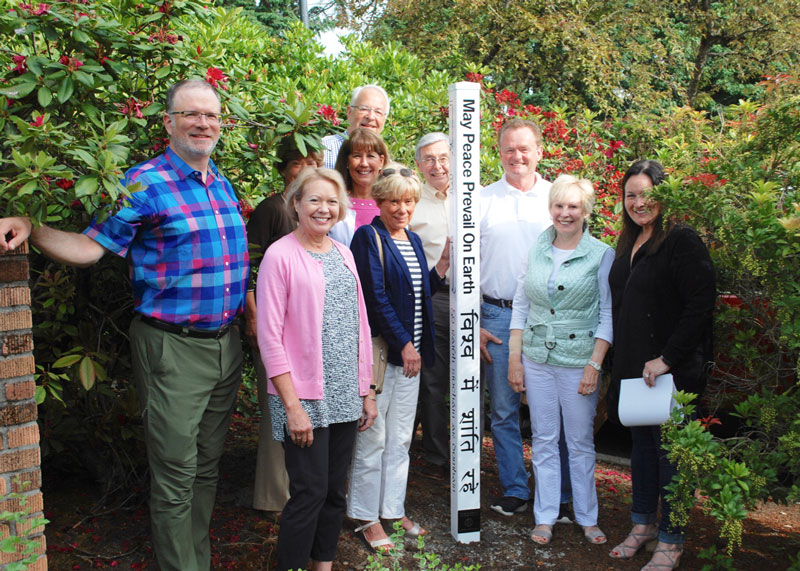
[0, 79, 248, 571]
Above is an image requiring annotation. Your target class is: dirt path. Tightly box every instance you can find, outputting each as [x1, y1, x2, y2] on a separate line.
[43, 415, 799, 569]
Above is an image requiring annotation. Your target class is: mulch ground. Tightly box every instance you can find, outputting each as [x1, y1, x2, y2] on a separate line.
[43, 414, 800, 570]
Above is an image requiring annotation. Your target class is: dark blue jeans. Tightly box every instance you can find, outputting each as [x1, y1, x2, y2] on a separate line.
[630, 425, 684, 544]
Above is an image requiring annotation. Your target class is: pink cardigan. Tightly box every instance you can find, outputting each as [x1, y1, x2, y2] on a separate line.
[256, 232, 373, 399]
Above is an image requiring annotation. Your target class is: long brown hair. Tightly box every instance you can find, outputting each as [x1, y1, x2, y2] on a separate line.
[616, 159, 673, 258]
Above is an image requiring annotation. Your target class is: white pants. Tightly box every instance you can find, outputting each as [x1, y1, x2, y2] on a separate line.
[524, 357, 599, 526]
[347, 363, 420, 520]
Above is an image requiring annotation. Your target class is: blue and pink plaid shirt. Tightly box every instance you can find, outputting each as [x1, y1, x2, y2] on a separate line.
[84, 147, 249, 330]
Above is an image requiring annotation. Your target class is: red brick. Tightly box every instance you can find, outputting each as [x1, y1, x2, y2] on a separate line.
[0, 448, 40, 473]
[0, 259, 29, 283]
[10, 469, 41, 493]
[0, 492, 43, 514]
[17, 515, 46, 536]
[0, 534, 44, 564]
[26, 555, 47, 571]
[0, 523, 8, 540]
[0, 287, 31, 308]
[0, 403, 37, 426]
[6, 380, 36, 401]
[0, 355, 35, 380]
[8, 424, 39, 449]
[0, 242, 28, 256]
[0, 311, 32, 332]
[1, 332, 33, 356]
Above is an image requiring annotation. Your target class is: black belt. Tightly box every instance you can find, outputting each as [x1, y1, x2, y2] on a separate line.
[482, 295, 513, 309]
[140, 315, 232, 339]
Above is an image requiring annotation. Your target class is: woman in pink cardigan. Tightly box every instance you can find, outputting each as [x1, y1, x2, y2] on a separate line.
[257, 168, 378, 571]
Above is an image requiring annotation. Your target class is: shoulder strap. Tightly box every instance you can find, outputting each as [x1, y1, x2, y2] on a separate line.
[370, 224, 385, 272]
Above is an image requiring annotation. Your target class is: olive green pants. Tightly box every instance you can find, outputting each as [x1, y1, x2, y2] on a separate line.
[130, 317, 242, 571]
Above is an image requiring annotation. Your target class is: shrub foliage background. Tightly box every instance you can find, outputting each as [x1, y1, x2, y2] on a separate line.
[0, 0, 798, 561]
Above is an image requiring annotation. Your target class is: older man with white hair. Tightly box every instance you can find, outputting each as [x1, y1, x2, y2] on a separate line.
[322, 84, 390, 168]
[408, 132, 451, 480]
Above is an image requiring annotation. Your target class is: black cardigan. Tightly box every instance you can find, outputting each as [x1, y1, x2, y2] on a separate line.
[609, 225, 716, 399]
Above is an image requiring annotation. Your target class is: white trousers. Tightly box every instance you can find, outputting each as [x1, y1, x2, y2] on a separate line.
[347, 363, 420, 520]
[524, 357, 599, 526]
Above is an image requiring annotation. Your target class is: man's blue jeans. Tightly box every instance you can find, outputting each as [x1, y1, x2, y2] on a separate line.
[482, 302, 531, 500]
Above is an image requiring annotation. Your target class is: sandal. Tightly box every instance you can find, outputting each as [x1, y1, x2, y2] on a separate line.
[609, 524, 658, 559]
[641, 544, 683, 570]
[354, 520, 394, 553]
[530, 524, 553, 545]
[400, 516, 428, 538]
[583, 525, 607, 544]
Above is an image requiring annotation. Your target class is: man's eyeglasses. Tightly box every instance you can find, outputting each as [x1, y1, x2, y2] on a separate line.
[380, 168, 415, 178]
[422, 156, 449, 167]
[169, 111, 222, 124]
[351, 104, 386, 119]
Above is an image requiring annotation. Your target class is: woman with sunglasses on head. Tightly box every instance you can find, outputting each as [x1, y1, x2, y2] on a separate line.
[329, 128, 390, 247]
[346, 163, 450, 552]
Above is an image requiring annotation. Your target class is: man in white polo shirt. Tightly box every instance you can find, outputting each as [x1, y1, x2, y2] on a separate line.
[321, 84, 390, 168]
[480, 118, 572, 517]
[408, 132, 451, 480]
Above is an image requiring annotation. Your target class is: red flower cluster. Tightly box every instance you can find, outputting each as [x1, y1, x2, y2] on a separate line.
[465, 72, 483, 84]
[59, 55, 84, 72]
[239, 198, 253, 220]
[205, 67, 228, 90]
[29, 114, 44, 127]
[19, 3, 50, 15]
[686, 173, 727, 188]
[149, 26, 181, 44]
[316, 104, 341, 126]
[150, 136, 169, 153]
[115, 97, 150, 119]
[11, 55, 26, 74]
[56, 178, 74, 190]
[603, 140, 625, 158]
[494, 88, 521, 108]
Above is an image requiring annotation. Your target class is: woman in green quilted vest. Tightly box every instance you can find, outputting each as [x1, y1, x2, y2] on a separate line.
[508, 174, 615, 546]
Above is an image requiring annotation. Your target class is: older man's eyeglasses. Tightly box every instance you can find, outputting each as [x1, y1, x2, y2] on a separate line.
[380, 168, 415, 178]
[422, 156, 449, 167]
[352, 104, 386, 119]
[169, 110, 222, 124]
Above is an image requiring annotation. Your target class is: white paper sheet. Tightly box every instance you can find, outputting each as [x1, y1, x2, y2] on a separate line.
[618, 374, 678, 427]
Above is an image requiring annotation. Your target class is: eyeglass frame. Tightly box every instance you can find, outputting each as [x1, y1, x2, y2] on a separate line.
[421, 155, 450, 167]
[349, 104, 387, 119]
[168, 110, 224, 124]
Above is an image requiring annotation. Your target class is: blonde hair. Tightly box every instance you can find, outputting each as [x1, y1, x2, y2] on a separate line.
[548, 174, 596, 217]
[371, 162, 422, 203]
[285, 168, 349, 224]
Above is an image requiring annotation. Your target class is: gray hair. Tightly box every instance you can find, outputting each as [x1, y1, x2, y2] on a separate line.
[165, 79, 220, 113]
[350, 84, 390, 116]
[414, 132, 449, 163]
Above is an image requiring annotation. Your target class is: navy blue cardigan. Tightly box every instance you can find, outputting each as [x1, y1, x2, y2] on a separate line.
[350, 217, 443, 367]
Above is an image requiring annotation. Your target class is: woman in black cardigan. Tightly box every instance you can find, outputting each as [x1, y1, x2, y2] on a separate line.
[607, 160, 716, 570]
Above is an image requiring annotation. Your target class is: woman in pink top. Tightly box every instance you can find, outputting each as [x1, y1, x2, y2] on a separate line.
[257, 168, 377, 571]
[329, 128, 389, 246]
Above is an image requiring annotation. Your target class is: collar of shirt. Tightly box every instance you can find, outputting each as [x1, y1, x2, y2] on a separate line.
[163, 146, 219, 184]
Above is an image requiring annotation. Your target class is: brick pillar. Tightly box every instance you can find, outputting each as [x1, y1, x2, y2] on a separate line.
[0, 241, 46, 570]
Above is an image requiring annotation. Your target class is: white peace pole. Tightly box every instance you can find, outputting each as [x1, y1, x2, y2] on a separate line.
[448, 82, 481, 543]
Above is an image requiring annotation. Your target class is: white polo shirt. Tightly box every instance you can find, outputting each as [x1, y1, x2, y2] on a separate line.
[479, 173, 552, 301]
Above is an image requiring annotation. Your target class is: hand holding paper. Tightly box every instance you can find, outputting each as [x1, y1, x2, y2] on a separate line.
[618, 374, 678, 426]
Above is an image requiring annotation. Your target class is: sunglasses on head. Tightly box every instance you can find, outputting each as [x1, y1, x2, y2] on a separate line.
[380, 168, 414, 178]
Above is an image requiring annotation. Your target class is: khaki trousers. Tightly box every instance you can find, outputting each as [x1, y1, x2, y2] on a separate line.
[130, 317, 242, 571]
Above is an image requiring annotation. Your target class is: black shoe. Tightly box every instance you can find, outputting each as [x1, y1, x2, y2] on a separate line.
[556, 501, 574, 524]
[490, 496, 529, 516]
[420, 461, 447, 481]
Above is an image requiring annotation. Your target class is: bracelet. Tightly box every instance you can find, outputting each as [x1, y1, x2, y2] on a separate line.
[587, 360, 602, 372]
[366, 395, 377, 401]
